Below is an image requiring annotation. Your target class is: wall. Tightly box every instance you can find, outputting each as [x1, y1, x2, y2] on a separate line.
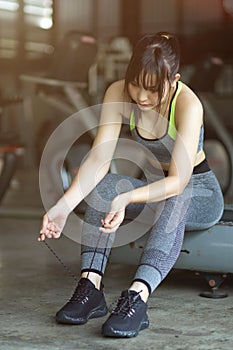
[54, 0, 227, 40]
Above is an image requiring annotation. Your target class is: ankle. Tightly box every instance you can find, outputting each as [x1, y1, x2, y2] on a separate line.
[81, 271, 102, 290]
[129, 281, 150, 303]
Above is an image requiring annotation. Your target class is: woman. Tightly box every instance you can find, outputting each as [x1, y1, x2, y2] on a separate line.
[39, 32, 224, 338]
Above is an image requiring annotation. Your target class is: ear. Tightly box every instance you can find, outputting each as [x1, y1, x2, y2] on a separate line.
[171, 73, 180, 88]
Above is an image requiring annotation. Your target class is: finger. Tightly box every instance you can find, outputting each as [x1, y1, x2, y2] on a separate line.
[52, 231, 61, 239]
[42, 228, 52, 238]
[38, 233, 45, 241]
[102, 220, 118, 229]
[49, 229, 58, 238]
[38, 230, 60, 241]
[103, 213, 123, 228]
[99, 225, 120, 234]
[40, 215, 49, 233]
[47, 223, 57, 231]
[48, 223, 54, 231]
[103, 212, 115, 225]
[99, 219, 121, 232]
[108, 216, 122, 227]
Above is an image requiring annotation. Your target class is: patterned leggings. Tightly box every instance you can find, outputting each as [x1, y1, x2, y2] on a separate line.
[81, 171, 223, 294]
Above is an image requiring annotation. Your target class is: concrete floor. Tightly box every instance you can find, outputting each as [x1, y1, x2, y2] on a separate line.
[0, 169, 233, 350]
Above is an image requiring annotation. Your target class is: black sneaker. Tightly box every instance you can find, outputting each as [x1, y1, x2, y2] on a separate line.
[56, 278, 108, 325]
[102, 290, 149, 337]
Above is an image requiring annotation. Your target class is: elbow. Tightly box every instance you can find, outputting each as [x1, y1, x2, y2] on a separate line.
[177, 177, 188, 195]
[176, 185, 186, 196]
[166, 175, 187, 197]
[176, 177, 190, 196]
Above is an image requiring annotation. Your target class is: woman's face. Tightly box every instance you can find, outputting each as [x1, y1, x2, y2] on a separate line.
[128, 74, 171, 111]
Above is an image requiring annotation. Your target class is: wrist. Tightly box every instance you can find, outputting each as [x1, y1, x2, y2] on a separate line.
[121, 191, 133, 206]
[55, 197, 72, 216]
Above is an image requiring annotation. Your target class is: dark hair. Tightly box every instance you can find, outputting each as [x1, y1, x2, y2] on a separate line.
[124, 32, 180, 107]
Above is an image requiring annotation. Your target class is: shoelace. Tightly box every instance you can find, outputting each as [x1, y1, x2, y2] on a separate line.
[43, 239, 79, 282]
[69, 281, 93, 304]
[110, 291, 142, 319]
[42, 229, 111, 283]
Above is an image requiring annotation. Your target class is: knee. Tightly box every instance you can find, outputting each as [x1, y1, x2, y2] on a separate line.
[88, 173, 136, 205]
[86, 173, 118, 207]
[95, 173, 117, 199]
[96, 173, 133, 199]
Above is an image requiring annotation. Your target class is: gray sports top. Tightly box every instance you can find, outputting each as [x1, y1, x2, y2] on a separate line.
[129, 81, 204, 164]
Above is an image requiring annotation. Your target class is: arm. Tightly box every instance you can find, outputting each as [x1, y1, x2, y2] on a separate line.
[39, 81, 124, 240]
[101, 86, 203, 232]
[129, 89, 203, 202]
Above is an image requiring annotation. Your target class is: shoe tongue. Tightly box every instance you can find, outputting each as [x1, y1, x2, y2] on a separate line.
[121, 289, 140, 299]
[78, 278, 95, 288]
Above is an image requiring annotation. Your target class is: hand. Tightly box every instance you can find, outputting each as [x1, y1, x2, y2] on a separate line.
[38, 205, 69, 241]
[99, 193, 131, 234]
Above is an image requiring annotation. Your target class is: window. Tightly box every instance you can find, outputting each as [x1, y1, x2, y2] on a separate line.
[0, 0, 53, 29]
[0, 0, 54, 59]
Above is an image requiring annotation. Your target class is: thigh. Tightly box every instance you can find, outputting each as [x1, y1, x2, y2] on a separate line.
[84, 173, 150, 247]
[185, 171, 224, 230]
[83, 172, 149, 230]
[89, 172, 147, 211]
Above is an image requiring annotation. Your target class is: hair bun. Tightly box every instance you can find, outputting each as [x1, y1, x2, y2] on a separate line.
[161, 34, 170, 40]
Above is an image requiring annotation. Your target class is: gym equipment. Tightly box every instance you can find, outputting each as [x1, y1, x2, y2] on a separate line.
[0, 96, 24, 204]
[19, 31, 98, 167]
[110, 204, 233, 298]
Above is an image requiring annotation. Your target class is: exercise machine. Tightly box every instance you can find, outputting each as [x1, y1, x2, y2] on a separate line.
[0, 96, 24, 204]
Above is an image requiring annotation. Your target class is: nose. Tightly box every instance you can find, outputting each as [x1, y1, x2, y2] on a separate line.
[137, 87, 148, 102]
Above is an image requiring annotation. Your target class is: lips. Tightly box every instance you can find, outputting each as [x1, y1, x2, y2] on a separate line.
[138, 103, 152, 109]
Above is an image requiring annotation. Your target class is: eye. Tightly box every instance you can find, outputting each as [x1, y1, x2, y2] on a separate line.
[130, 81, 139, 87]
[147, 87, 158, 93]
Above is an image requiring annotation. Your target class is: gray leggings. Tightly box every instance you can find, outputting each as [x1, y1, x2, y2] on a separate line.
[81, 171, 224, 294]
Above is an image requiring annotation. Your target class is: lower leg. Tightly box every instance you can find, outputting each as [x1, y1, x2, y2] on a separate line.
[81, 271, 102, 290]
[129, 280, 150, 302]
[81, 173, 147, 290]
[133, 196, 187, 295]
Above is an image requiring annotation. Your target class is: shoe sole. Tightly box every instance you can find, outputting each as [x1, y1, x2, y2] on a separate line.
[56, 305, 108, 325]
[102, 318, 149, 338]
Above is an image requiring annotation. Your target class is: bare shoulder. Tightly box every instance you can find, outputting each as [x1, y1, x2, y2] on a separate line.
[103, 79, 127, 102]
[176, 82, 203, 125]
[178, 82, 203, 112]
